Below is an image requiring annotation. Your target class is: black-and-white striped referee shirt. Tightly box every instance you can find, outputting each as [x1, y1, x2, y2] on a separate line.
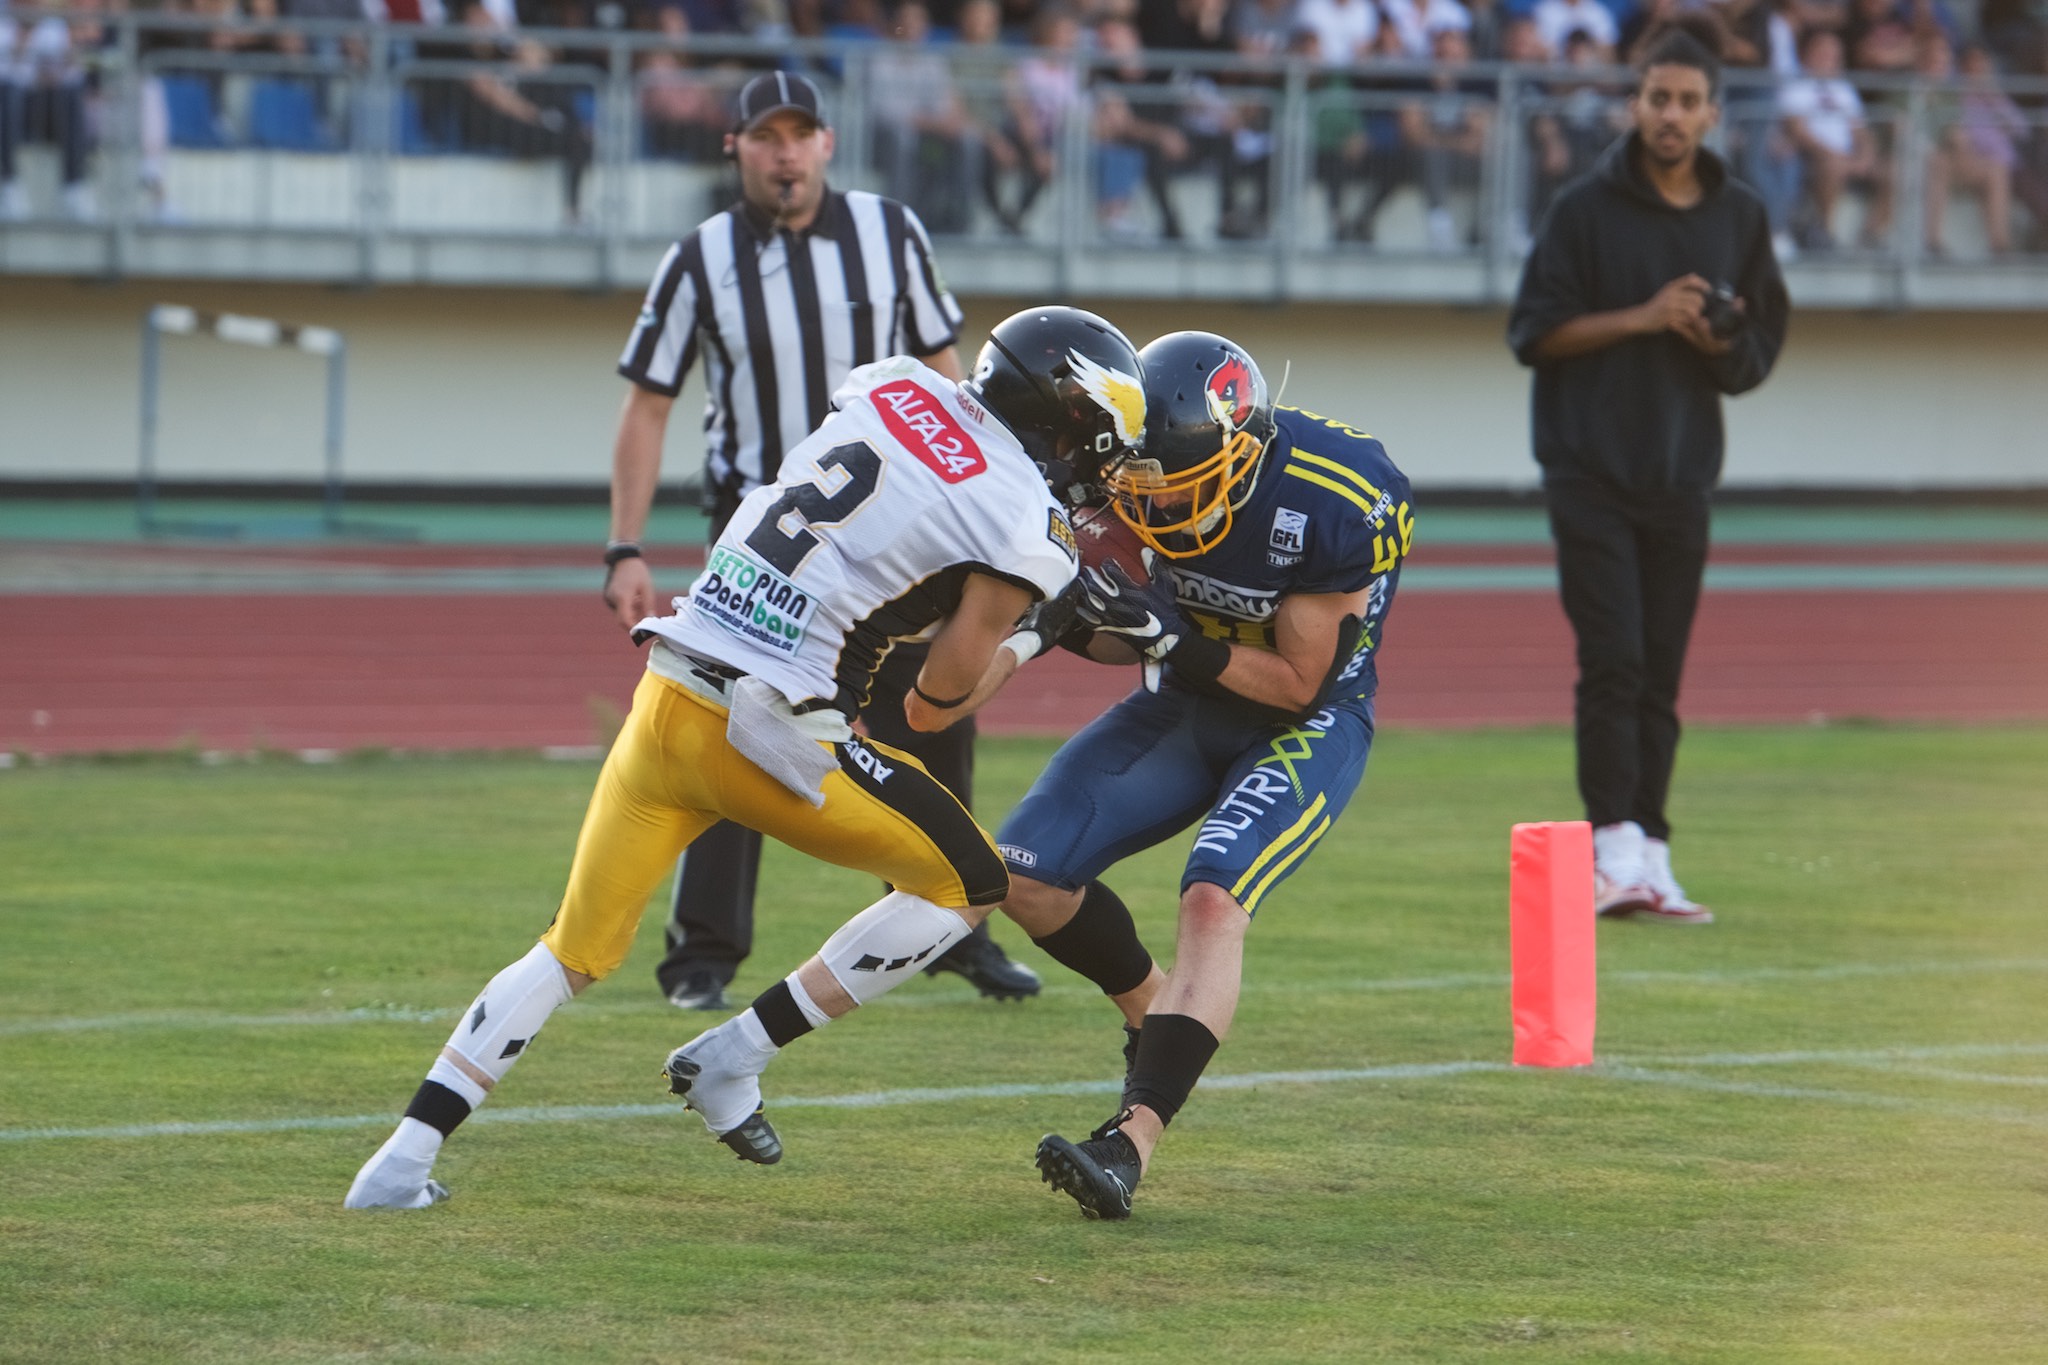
[617, 188, 966, 505]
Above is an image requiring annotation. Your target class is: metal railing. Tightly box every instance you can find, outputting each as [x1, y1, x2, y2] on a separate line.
[4, 12, 2047, 295]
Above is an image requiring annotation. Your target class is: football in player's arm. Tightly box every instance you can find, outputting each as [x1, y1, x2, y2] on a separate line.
[999, 331, 1414, 1220]
[343, 307, 1149, 1207]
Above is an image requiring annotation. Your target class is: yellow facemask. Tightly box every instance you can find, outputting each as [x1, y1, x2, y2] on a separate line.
[1107, 430, 1264, 559]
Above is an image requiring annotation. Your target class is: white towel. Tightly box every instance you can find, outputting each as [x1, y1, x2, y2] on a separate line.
[725, 676, 852, 808]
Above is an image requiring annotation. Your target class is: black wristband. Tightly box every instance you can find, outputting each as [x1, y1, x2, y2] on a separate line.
[1164, 632, 1230, 685]
[912, 682, 974, 710]
[603, 542, 643, 567]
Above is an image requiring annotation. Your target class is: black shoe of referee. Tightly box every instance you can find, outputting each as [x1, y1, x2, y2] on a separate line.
[923, 925, 1041, 1000]
[1036, 1111, 1142, 1221]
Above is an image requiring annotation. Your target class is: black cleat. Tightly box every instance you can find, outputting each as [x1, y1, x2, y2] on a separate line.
[1035, 1115, 1141, 1221]
[924, 930, 1041, 1000]
[663, 969, 730, 1012]
[1122, 1024, 1141, 1086]
[663, 1052, 783, 1165]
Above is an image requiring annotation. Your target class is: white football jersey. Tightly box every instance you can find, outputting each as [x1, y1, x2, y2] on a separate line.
[639, 357, 1081, 711]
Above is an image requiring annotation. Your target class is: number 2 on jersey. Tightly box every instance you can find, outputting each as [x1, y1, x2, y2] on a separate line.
[745, 441, 884, 575]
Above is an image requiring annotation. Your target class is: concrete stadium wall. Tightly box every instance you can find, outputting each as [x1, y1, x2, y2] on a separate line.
[3, 278, 2045, 494]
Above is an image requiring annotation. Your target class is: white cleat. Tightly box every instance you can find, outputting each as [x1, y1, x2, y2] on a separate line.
[663, 1022, 767, 1138]
[1592, 820, 1658, 918]
[344, 1126, 451, 1210]
[1642, 838, 1715, 924]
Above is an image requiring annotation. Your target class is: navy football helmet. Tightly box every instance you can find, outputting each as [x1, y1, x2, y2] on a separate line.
[1109, 331, 1277, 559]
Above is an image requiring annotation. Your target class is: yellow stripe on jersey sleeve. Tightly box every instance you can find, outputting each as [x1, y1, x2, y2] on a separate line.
[1285, 449, 1385, 504]
[1283, 463, 1380, 519]
[1242, 812, 1334, 913]
[1230, 792, 1329, 903]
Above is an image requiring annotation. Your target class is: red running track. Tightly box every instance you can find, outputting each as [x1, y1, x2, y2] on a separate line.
[4, 590, 2045, 755]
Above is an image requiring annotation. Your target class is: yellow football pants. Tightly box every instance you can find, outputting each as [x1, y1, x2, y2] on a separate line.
[540, 670, 1008, 980]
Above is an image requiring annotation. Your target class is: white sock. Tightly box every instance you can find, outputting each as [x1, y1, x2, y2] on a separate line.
[345, 1117, 446, 1210]
[783, 973, 833, 1030]
[732, 1007, 781, 1063]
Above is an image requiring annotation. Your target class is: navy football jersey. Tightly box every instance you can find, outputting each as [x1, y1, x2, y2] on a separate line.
[1159, 406, 1413, 710]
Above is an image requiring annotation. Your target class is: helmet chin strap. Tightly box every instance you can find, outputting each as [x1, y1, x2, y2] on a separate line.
[1272, 358, 1293, 410]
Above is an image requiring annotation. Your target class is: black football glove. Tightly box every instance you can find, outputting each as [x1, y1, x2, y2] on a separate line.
[1003, 577, 1086, 665]
[1073, 561, 1187, 661]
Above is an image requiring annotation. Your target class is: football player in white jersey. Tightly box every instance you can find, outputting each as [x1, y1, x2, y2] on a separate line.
[345, 307, 1147, 1208]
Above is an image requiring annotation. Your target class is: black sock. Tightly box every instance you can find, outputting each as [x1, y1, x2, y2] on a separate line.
[1029, 881, 1153, 996]
[750, 980, 814, 1049]
[403, 1080, 472, 1138]
[1123, 1014, 1220, 1127]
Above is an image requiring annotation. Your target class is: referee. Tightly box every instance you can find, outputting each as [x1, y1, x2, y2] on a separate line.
[601, 72, 1041, 1012]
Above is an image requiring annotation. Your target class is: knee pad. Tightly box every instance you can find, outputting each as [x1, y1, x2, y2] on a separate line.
[817, 891, 972, 1006]
[1029, 881, 1154, 997]
[428, 941, 574, 1105]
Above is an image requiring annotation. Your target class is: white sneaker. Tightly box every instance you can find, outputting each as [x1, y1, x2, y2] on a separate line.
[62, 182, 97, 222]
[1426, 206, 1458, 253]
[1642, 839, 1715, 923]
[1592, 820, 1657, 918]
[0, 182, 28, 222]
[344, 1120, 451, 1210]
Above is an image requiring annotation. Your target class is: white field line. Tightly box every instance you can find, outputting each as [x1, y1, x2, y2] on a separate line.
[6, 957, 2046, 1038]
[1595, 1065, 2048, 1129]
[4, 1049, 2044, 1145]
[0, 1061, 1505, 1143]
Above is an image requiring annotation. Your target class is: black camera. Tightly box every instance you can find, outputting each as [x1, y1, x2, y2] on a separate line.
[1701, 283, 1744, 340]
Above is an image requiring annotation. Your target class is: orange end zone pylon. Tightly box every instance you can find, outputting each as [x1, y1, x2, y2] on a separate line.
[1509, 821, 1596, 1067]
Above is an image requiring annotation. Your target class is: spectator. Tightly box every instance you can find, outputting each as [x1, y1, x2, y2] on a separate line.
[1293, 0, 1378, 67]
[1398, 21, 1490, 250]
[948, 0, 1030, 232]
[0, 0, 94, 220]
[1508, 27, 1789, 926]
[989, 4, 1082, 234]
[1976, 0, 2044, 76]
[870, 0, 975, 231]
[1226, 0, 1295, 56]
[449, 3, 593, 225]
[1463, 0, 1504, 60]
[1841, 0, 1916, 75]
[1924, 39, 2029, 256]
[1779, 25, 1890, 249]
[1530, 29, 1630, 230]
[1089, 15, 1189, 238]
[1532, 0, 1618, 61]
[1382, 0, 1471, 59]
[1137, 0, 1230, 52]
[637, 8, 730, 162]
[1302, 30, 1372, 238]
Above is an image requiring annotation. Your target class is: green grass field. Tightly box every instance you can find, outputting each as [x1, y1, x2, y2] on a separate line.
[3, 727, 2045, 1364]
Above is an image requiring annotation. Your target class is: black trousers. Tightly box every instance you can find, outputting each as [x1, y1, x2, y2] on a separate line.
[654, 641, 978, 993]
[1545, 475, 1711, 842]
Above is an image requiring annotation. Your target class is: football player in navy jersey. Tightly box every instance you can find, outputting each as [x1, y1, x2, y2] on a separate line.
[995, 331, 1414, 1220]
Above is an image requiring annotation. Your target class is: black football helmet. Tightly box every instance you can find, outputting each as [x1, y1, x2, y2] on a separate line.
[1109, 330, 1277, 559]
[962, 306, 1147, 504]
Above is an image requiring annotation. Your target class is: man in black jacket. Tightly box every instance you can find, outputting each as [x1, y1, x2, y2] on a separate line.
[1507, 25, 1788, 924]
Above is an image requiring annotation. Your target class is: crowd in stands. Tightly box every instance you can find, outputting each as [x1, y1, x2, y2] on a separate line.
[3, 0, 2046, 253]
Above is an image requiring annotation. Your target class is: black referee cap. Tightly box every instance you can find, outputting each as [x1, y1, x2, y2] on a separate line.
[731, 72, 827, 133]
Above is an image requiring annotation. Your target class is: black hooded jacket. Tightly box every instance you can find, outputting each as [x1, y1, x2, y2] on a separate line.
[1507, 132, 1789, 493]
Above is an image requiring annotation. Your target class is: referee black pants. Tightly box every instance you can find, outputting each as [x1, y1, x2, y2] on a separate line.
[1545, 475, 1711, 842]
[654, 642, 977, 993]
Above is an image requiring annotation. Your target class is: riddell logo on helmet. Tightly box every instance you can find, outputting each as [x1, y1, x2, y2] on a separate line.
[873, 380, 986, 483]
